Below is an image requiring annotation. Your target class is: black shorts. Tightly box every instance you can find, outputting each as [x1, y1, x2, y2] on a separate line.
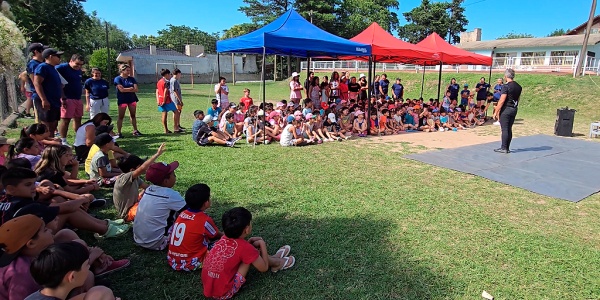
[74, 145, 91, 163]
[34, 99, 60, 122]
[197, 138, 209, 146]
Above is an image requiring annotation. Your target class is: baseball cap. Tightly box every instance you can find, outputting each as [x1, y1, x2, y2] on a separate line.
[0, 137, 16, 145]
[276, 102, 285, 108]
[146, 161, 179, 185]
[0, 215, 44, 267]
[414, 105, 421, 110]
[13, 203, 59, 224]
[305, 113, 314, 120]
[291, 72, 299, 78]
[28, 43, 48, 53]
[94, 125, 114, 136]
[464, 84, 469, 87]
[328, 113, 336, 123]
[286, 115, 294, 123]
[257, 110, 264, 116]
[94, 133, 113, 147]
[42, 48, 64, 59]
[287, 102, 294, 107]
[202, 115, 212, 123]
[268, 111, 279, 119]
[359, 73, 366, 78]
[355, 110, 364, 116]
[228, 103, 237, 109]
[293, 111, 302, 117]
[456, 107, 462, 112]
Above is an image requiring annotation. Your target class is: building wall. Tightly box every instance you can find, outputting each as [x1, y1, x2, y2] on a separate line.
[130, 53, 260, 83]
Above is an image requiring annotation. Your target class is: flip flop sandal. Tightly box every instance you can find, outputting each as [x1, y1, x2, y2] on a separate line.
[274, 245, 291, 259]
[272, 256, 295, 273]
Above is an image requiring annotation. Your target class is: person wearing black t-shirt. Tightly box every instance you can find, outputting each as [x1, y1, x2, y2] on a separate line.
[475, 77, 491, 107]
[493, 69, 522, 153]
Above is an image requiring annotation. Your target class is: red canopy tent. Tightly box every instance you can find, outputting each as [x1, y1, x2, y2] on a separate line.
[415, 32, 493, 99]
[348, 22, 437, 63]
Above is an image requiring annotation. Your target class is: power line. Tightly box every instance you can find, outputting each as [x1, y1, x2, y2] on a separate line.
[464, 0, 489, 6]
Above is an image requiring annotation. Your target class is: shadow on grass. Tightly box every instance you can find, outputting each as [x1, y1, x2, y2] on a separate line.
[95, 207, 453, 299]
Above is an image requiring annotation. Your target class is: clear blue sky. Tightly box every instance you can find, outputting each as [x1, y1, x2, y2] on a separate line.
[83, 0, 599, 41]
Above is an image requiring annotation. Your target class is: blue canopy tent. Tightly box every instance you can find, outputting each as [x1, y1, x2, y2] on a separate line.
[216, 10, 372, 134]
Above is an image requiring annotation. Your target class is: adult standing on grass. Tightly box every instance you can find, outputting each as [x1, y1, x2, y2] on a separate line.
[25, 43, 48, 119]
[289, 72, 303, 107]
[493, 69, 522, 154]
[447, 78, 460, 102]
[170, 68, 185, 132]
[33, 48, 64, 138]
[56, 54, 85, 147]
[476, 76, 491, 107]
[84, 68, 110, 118]
[215, 77, 230, 110]
[114, 64, 142, 137]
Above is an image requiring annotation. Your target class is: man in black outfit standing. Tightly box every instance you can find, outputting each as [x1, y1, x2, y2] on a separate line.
[493, 68, 522, 153]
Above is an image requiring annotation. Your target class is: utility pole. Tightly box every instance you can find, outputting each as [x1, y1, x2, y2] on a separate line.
[105, 22, 111, 80]
[447, 7, 454, 43]
[575, 0, 597, 76]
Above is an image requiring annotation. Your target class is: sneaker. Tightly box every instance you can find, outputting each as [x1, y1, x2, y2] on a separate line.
[105, 219, 125, 225]
[317, 139, 323, 144]
[178, 126, 187, 130]
[439, 128, 445, 132]
[344, 136, 349, 140]
[117, 133, 124, 139]
[174, 128, 185, 133]
[337, 137, 342, 142]
[89, 198, 106, 209]
[493, 121, 500, 126]
[24, 113, 34, 119]
[263, 140, 271, 144]
[61, 140, 71, 147]
[94, 223, 130, 240]
[96, 259, 131, 277]
[132, 130, 143, 136]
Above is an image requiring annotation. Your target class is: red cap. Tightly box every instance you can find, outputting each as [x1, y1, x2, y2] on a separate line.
[145, 161, 179, 185]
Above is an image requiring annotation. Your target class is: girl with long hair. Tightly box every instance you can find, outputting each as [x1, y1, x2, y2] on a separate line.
[34, 145, 99, 194]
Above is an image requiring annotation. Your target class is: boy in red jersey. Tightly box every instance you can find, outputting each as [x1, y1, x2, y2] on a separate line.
[202, 207, 295, 299]
[156, 69, 177, 134]
[167, 183, 222, 271]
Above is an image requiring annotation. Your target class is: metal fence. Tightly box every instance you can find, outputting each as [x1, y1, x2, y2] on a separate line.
[300, 55, 600, 75]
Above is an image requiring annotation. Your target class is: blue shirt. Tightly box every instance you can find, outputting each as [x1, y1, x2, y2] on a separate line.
[192, 120, 204, 142]
[113, 76, 138, 104]
[391, 83, 404, 98]
[26, 59, 42, 92]
[55, 63, 82, 99]
[207, 107, 221, 121]
[476, 82, 490, 100]
[84, 78, 110, 100]
[404, 113, 415, 126]
[460, 89, 470, 99]
[33, 63, 62, 108]
[379, 79, 389, 95]
[448, 83, 460, 99]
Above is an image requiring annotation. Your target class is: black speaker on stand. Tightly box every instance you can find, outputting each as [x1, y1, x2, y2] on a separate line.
[554, 107, 576, 137]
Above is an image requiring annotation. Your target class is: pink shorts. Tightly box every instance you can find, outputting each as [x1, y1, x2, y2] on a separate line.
[60, 99, 83, 119]
[119, 102, 137, 109]
[214, 273, 245, 300]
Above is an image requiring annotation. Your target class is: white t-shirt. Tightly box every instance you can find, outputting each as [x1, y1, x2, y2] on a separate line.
[73, 123, 94, 147]
[133, 185, 186, 249]
[214, 84, 229, 105]
[280, 124, 294, 146]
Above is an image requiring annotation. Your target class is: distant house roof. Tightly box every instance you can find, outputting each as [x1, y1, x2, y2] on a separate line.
[458, 34, 600, 51]
[119, 47, 187, 57]
[566, 15, 600, 35]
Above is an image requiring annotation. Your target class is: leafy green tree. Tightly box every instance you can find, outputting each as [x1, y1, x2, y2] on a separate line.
[497, 32, 534, 39]
[222, 23, 259, 39]
[155, 25, 220, 53]
[547, 28, 569, 37]
[88, 47, 118, 78]
[398, 0, 467, 44]
[294, 0, 339, 31]
[8, 0, 89, 55]
[0, 1, 25, 73]
[336, 0, 400, 38]
[239, 0, 291, 25]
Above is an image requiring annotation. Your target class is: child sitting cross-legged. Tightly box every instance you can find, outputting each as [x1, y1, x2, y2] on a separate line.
[88, 133, 122, 187]
[167, 183, 222, 271]
[133, 161, 186, 250]
[113, 143, 166, 222]
[192, 110, 238, 147]
[202, 207, 295, 299]
[27, 241, 120, 300]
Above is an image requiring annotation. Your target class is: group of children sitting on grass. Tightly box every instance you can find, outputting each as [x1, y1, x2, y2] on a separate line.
[0, 120, 295, 299]
[191, 90, 497, 147]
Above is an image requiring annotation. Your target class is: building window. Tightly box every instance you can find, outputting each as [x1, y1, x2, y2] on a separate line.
[494, 52, 517, 66]
[521, 51, 546, 65]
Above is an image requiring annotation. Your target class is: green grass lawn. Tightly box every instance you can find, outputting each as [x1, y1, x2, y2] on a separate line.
[7, 72, 600, 299]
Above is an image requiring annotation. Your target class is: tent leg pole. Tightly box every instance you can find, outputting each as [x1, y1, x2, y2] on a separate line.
[217, 53, 222, 102]
[261, 47, 266, 147]
[306, 56, 311, 90]
[420, 65, 425, 98]
[437, 63, 442, 100]
[367, 57, 374, 133]
[488, 48, 496, 83]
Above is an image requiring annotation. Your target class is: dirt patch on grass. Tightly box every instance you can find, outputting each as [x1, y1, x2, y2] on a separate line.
[355, 128, 498, 150]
